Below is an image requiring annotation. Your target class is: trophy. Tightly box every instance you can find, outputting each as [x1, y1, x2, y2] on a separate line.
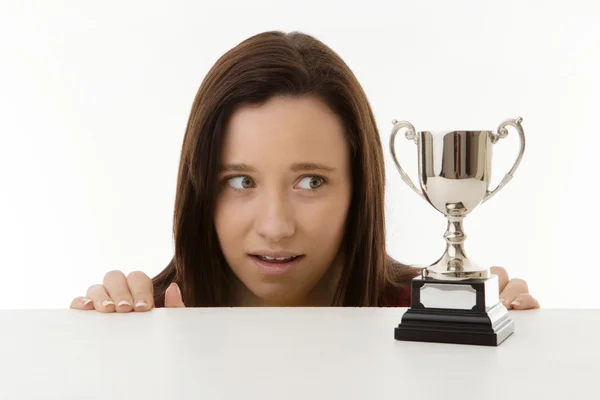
[391, 117, 526, 346]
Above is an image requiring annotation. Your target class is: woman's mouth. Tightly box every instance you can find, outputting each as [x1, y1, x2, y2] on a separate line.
[249, 254, 305, 275]
[256, 255, 299, 262]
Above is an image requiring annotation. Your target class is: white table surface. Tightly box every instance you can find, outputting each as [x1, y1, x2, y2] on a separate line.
[0, 307, 597, 400]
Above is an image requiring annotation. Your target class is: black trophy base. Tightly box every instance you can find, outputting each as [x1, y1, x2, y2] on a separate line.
[394, 304, 514, 346]
[394, 275, 515, 346]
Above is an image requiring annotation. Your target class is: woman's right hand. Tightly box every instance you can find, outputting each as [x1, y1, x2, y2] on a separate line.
[69, 270, 185, 312]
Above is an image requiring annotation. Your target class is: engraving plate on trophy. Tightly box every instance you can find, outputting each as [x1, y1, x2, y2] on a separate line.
[419, 284, 477, 310]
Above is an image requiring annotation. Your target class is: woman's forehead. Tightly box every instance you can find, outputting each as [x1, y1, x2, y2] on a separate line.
[227, 96, 342, 136]
[221, 96, 348, 166]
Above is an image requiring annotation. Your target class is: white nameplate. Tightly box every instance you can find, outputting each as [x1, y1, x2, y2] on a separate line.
[420, 283, 477, 310]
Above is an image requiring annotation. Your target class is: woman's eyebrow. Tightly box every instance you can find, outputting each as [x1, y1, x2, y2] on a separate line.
[290, 162, 336, 172]
[220, 163, 255, 172]
[220, 162, 336, 172]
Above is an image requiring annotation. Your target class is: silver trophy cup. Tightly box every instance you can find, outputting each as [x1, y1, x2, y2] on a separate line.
[392, 117, 526, 346]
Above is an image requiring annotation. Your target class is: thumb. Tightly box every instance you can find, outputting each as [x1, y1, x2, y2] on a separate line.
[164, 282, 186, 308]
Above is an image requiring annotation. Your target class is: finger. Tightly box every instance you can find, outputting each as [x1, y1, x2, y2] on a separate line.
[509, 293, 540, 310]
[499, 278, 529, 310]
[126, 271, 154, 312]
[490, 266, 509, 293]
[103, 270, 134, 313]
[70, 296, 94, 310]
[86, 284, 116, 313]
[164, 283, 185, 308]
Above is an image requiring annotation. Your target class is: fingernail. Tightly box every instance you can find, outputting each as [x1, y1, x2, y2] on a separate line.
[511, 299, 521, 306]
[117, 300, 131, 307]
[135, 300, 148, 308]
[175, 283, 181, 296]
[80, 298, 93, 306]
[102, 300, 115, 307]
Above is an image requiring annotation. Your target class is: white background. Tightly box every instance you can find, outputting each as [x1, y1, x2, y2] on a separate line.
[1, 0, 598, 310]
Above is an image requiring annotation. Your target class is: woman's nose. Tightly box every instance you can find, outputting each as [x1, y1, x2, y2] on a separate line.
[254, 192, 295, 243]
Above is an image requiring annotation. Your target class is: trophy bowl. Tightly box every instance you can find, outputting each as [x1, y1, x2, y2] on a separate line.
[390, 117, 525, 280]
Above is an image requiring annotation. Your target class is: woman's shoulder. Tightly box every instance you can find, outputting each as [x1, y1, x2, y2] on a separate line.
[379, 256, 420, 307]
[379, 283, 412, 307]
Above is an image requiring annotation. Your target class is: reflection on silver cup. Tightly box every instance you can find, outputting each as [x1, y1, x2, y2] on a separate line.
[389, 118, 526, 280]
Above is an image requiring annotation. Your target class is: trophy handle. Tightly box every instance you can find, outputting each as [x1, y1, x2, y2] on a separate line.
[389, 119, 425, 199]
[482, 117, 526, 203]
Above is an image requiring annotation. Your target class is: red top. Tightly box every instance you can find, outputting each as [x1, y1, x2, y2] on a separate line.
[380, 283, 412, 307]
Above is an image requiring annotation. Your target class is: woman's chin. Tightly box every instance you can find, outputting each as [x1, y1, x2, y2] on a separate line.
[245, 283, 306, 307]
[258, 293, 304, 307]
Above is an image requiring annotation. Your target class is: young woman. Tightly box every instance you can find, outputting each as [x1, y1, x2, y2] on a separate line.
[70, 30, 539, 312]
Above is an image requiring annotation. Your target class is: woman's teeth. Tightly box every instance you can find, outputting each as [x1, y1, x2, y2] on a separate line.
[258, 255, 297, 262]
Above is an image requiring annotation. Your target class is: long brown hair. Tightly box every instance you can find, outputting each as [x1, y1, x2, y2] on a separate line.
[152, 30, 415, 307]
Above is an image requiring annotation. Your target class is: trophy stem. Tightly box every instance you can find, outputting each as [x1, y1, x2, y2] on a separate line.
[422, 214, 490, 280]
[445, 215, 467, 262]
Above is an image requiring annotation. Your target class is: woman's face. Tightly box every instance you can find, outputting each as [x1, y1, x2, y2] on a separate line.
[214, 95, 352, 306]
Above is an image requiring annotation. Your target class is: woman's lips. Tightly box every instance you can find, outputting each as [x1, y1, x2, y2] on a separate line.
[249, 254, 305, 275]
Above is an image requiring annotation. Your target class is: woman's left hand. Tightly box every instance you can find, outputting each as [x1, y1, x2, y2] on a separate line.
[491, 266, 540, 310]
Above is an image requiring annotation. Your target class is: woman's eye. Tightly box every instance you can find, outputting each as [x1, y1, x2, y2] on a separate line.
[226, 176, 255, 190]
[297, 176, 325, 190]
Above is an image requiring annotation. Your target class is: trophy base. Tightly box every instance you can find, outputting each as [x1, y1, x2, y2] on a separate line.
[394, 275, 514, 346]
